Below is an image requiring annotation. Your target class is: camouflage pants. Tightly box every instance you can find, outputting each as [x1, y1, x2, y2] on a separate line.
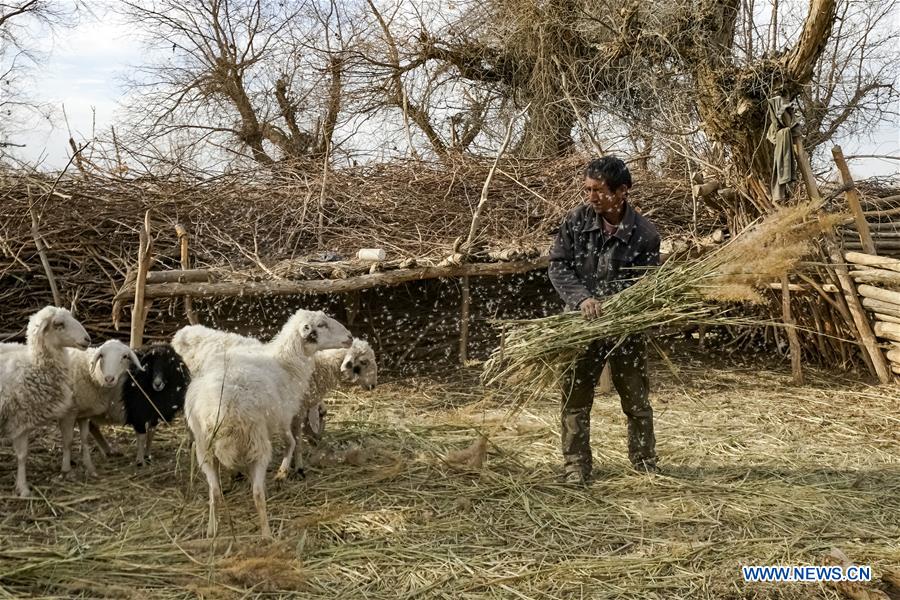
[560, 335, 656, 475]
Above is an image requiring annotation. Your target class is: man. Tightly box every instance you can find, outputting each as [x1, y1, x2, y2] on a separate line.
[548, 156, 661, 485]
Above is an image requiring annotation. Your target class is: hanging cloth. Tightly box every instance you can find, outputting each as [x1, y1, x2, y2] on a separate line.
[766, 95, 799, 203]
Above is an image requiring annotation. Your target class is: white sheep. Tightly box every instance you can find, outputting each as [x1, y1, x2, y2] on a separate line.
[60, 340, 142, 478]
[171, 325, 262, 377]
[291, 339, 378, 469]
[173, 324, 377, 462]
[185, 309, 352, 538]
[0, 306, 91, 497]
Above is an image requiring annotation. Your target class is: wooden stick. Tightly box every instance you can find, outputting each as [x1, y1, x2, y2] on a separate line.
[849, 268, 900, 286]
[875, 313, 900, 326]
[782, 274, 804, 384]
[768, 282, 838, 292]
[792, 137, 821, 202]
[462, 105, 528, 256]
[459, 275, 470, 365]
[874, 321, 900, 343]
[844, 221, 900, 231]
[845, 251, 900, 273]
[317, 142, 330, 250]
[141, 257, 550, 299]
[832, 146, 876, 254]
[844, 240, 900, 250]
[792, 135, 890, 382]
[148, 269, 210, 284]
[824, 243, 892, 383]
[827, 239, 891, 383]
[797, 274, 845, 313]
[856, 284, 900, 305]
[28, 197, 62, 307]
[175, 224, 199, 325]
[861, 297, 900, 319]
[821, 264, 876, 374]
[130, 212, 154, 348]
[113, 270, 209, 304]
[843, 231, 900, 239]
[808, 300, 829, 358]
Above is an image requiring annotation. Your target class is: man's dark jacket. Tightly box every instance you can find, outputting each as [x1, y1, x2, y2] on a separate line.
[549, 202, 661, 310]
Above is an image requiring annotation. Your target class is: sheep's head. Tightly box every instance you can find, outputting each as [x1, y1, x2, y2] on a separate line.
[289, 309, 352, 356]
[90, 340, 143, 388]
[136, 343, 191, 393]
[341, 339, 377, 391]
[28, 306, 91, 351]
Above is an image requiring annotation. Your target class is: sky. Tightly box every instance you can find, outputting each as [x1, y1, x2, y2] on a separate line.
[3, 6, 144, 168]
[3, 3, 899, 179]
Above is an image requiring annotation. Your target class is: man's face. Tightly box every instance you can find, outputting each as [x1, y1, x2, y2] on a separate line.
[583, 176, 626, 217]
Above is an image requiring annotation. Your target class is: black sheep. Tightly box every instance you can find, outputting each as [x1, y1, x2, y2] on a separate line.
[121, 343, 191, 465]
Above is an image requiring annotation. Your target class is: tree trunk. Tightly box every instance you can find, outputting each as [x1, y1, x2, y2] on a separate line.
[519, 100, 576, 157]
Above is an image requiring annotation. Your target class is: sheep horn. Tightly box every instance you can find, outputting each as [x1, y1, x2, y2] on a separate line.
[128, 348, 145, 371]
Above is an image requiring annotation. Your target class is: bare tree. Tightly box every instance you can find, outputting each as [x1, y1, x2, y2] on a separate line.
[799, 0, 899, 151]
[0, 1, 78, 152]
[355, 0, 897, 183]
[118, 0, 358, 168]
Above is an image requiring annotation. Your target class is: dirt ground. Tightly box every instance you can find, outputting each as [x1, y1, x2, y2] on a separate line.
[1, 352, 898, 599]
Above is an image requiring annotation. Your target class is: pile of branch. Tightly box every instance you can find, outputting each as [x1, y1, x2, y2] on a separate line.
[0, 157, 697, 339]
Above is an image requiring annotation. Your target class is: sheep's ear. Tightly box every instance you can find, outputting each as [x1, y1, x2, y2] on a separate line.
[40, 315, 55, 334]
[128, 348, 145, 371]
[307, 406, 321, 435]
[90, 352, 102, 374]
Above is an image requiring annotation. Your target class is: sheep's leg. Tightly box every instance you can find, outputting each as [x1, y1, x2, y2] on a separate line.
[146, 426, 155, 462]
[12, 434, 31, 497]
[274, 426, 296, 481]
[135, 432, 147, 466]
[78, 419, 98, 478]
[196, 444, 222, 538]
[291, 415, 303, 471]
[59, 413, 76, 477]
[250, 460, 272, 539]
[89, 421, 119, 457]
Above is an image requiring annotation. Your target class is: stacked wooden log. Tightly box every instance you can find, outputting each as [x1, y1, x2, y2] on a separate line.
[840, 192, 900, 256]
[846, 251, 900, 375]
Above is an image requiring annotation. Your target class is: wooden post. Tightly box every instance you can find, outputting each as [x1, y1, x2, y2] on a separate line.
[27, 193, 62, 307]
[130, 212, 154, 349]
[826, 240, 892, 384]
[781, 273, 804, 384]
[791, 137, 820, 202]
[459, 276, 470, 365]
[175, 224, 199, 325]
[832, 146, 876, 254]
[792, 136, 891, 383]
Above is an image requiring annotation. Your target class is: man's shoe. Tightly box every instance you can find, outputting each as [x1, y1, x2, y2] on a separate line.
[633, 459, 659, 475]
[557, 468, 592, 487]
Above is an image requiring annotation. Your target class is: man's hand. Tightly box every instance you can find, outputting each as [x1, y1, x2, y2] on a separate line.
[579, 297, 603, 320]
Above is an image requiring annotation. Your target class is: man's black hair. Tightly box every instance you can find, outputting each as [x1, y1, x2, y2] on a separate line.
[584, 156, 632, 190]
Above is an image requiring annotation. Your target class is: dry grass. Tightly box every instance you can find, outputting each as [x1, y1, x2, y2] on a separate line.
[1, 352, 899, 599]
